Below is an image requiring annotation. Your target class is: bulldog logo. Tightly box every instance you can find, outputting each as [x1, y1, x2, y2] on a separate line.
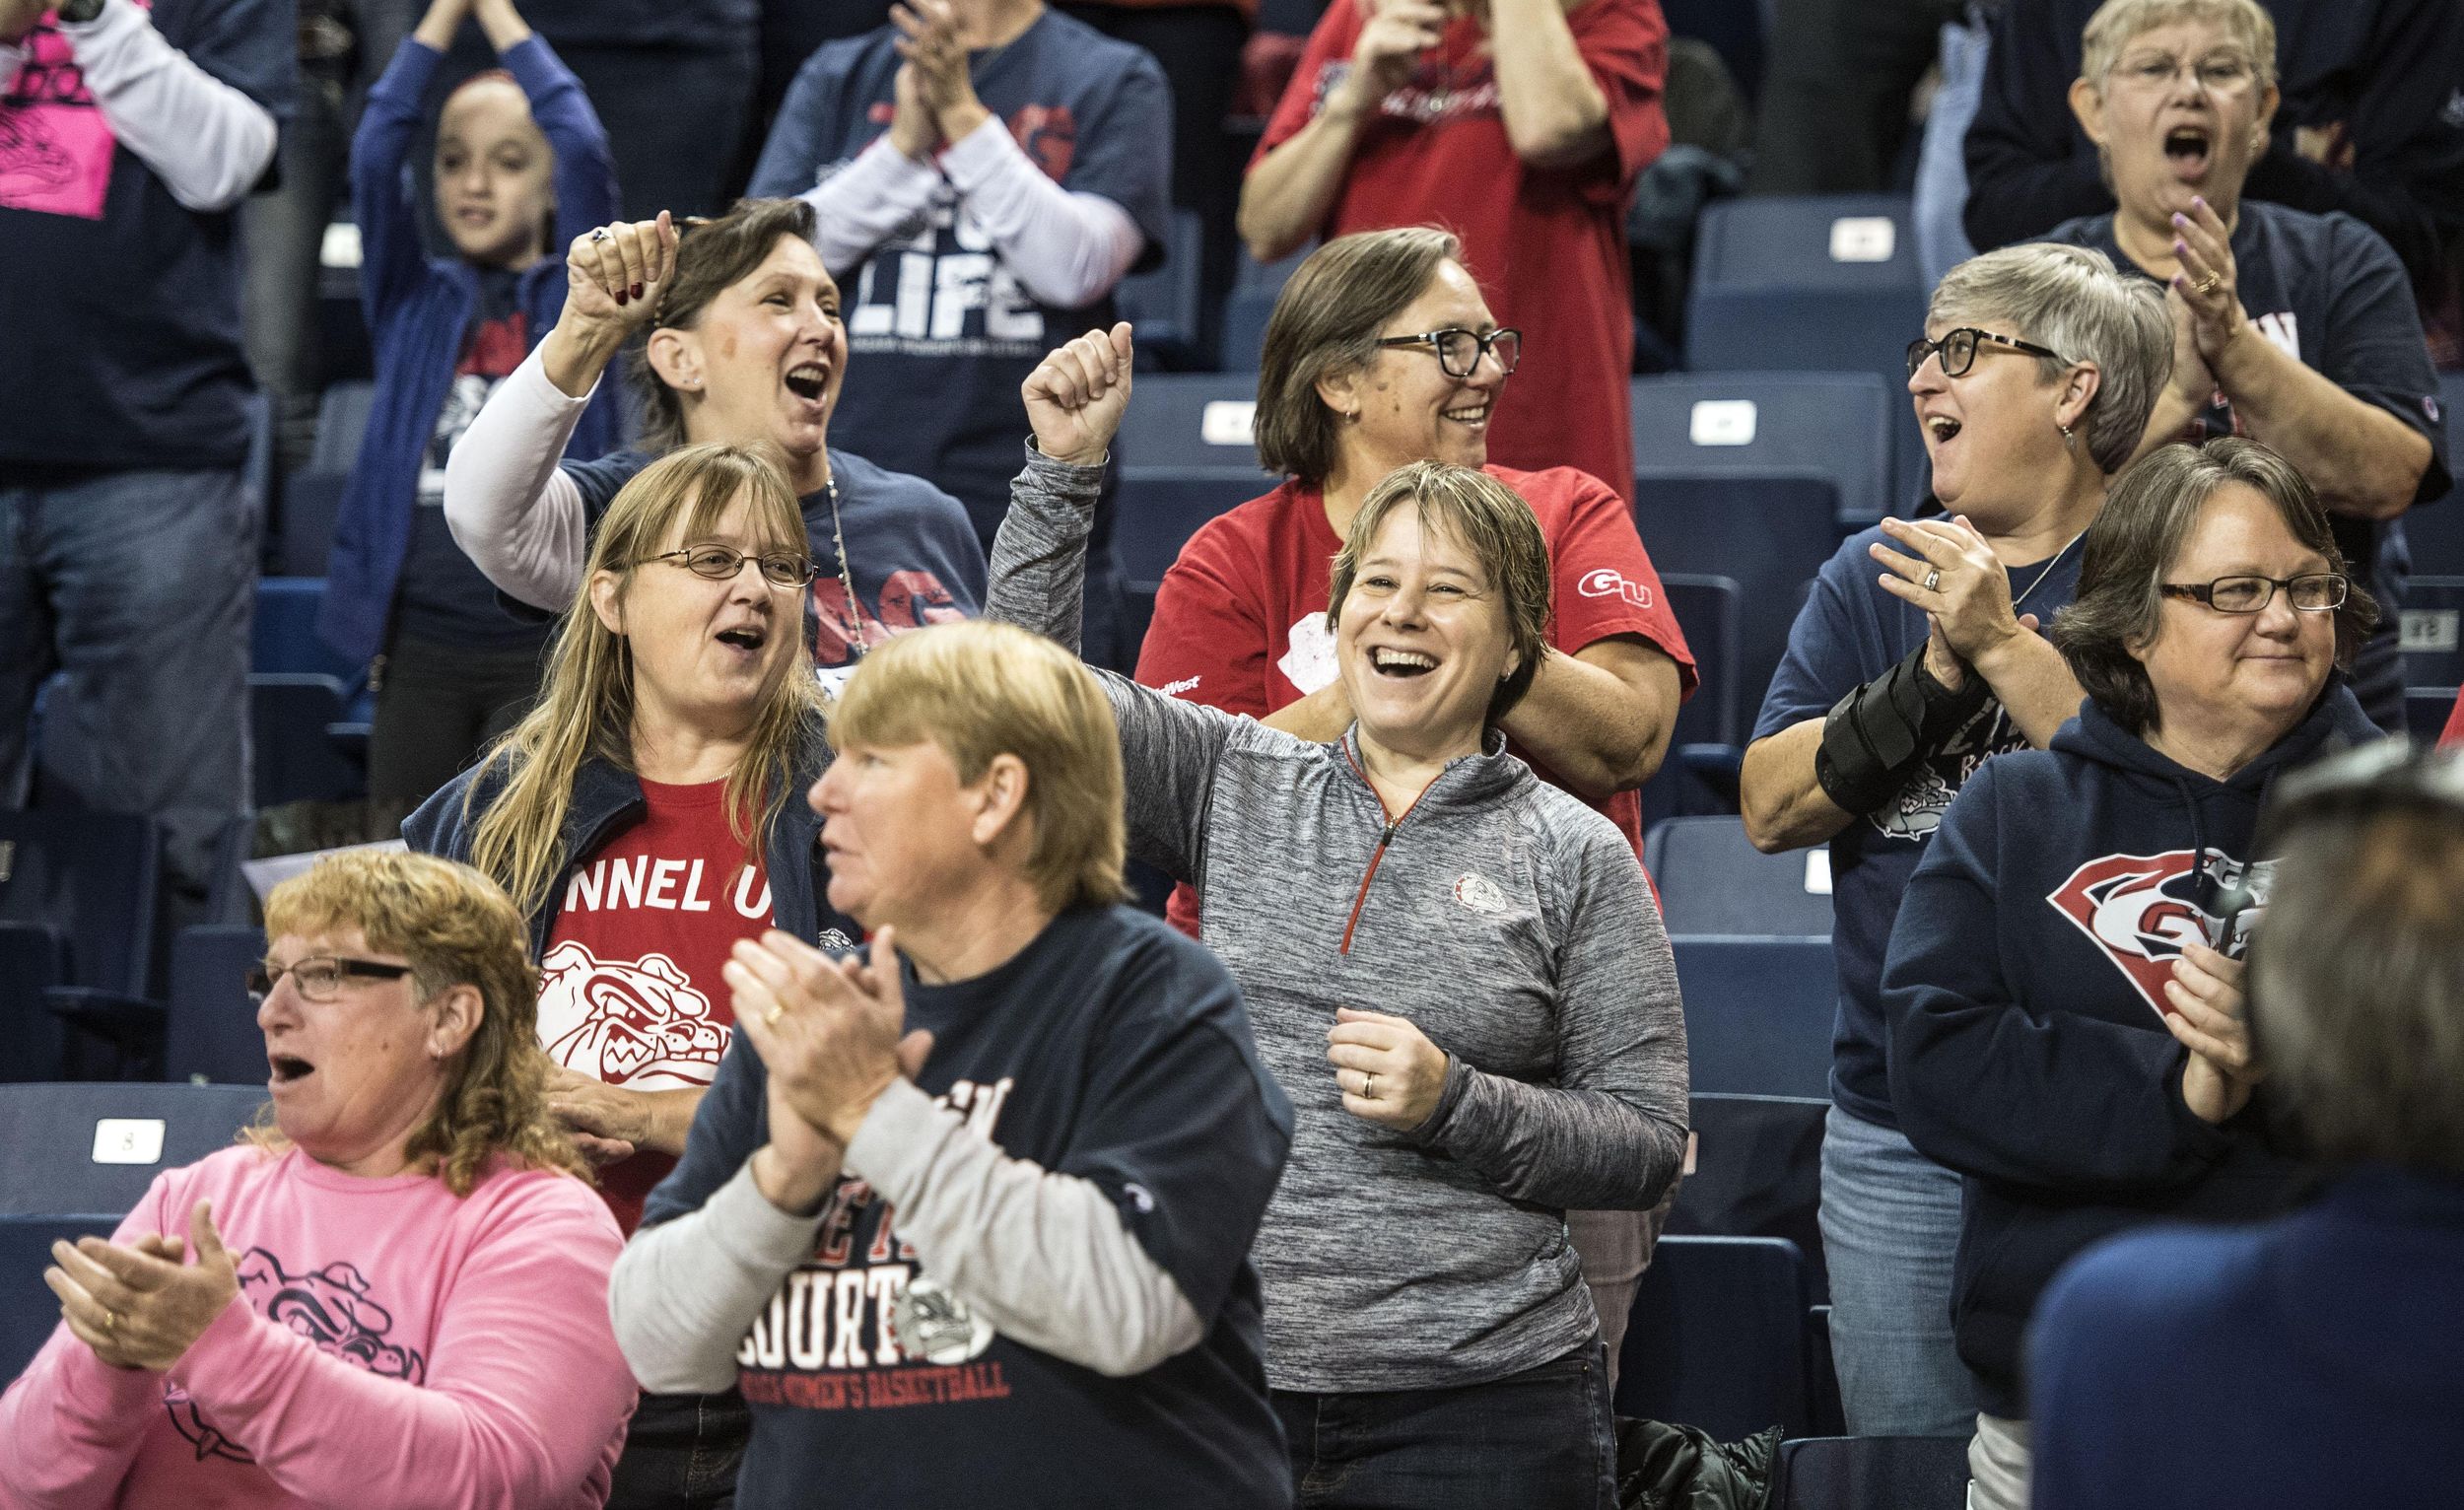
[2046, 851, 2269, 1018]
[537, 941, 730, 1089]
[167, 1249, 426, 1462]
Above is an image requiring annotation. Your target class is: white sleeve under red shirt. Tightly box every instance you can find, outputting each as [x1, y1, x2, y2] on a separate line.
[542, 777, 775, 1232]
[1253, 0, 1669, 502]
[1134, 463, 1696, 869]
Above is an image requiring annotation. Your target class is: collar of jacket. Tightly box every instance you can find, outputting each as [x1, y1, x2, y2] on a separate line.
[1335, 722, 1529, 814]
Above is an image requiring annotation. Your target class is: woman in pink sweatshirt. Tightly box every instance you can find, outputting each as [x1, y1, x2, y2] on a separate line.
[0, 850, 637, 1510]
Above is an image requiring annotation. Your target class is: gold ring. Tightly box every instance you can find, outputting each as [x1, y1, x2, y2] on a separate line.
[2192, 272, 2222, 295]
[102, 1310, 117, 1333]
[763, 1004, 785, 1026]
[1361, 1072, 1376, 1100]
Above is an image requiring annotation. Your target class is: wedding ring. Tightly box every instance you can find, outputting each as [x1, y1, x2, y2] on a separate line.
[2192, 272, 2221, 295]
[589, 228, 610, 242]
[763, 1004, 785, 1026]
[102, 1310, 117, 1333]
[1924, 569, 1942, 591]
[1361, 1072, 1376, 1100]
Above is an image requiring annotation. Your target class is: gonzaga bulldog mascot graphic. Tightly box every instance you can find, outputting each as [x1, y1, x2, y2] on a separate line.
[536, 941, 730, 1088]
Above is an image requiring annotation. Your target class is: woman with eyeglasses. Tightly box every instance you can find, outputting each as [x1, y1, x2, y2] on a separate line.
[1882, 437, 2381, 1509]
[406, 441, 857, 1506]
[1740, 240, 2168, 1439]
[0, 849, 636, 1509]
[2040, 0, 2448, 732]
[1133, 225, 1693, 1370]
[443, 198, 987, 691]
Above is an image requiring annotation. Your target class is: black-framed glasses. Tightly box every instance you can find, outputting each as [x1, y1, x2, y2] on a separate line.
[642, 545, 819, 587]
[1374, 327, 1523, 378]
[1906, 326, 2069, 379]
[247, 955, 416, 1003]
[2158, 573, 2349, 614]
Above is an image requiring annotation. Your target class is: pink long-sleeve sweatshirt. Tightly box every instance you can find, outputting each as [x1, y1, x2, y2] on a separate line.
[0, 1143, 636, 1510]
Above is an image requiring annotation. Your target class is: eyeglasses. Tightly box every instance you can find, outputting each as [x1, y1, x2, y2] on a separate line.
[247, 955, 416, 1003]
[2112, 50, 2257, 94]
[643, 545, 819, 587]
[1906, 326, 2070, 379]
[1374, 327, 1523, 378]
[2158, 573, 2349, 613]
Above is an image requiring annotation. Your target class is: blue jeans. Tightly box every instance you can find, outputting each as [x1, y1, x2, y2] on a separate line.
[605, 1389, 747, 1510]
[1819, 1104, 1984, 1436]
[1913, 11, 1989, 288]
[0, 468, 254, 894]
[1273, 1341, 1615, 1510]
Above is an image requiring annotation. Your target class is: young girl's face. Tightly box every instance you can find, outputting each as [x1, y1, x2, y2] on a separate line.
[434, 76, 554, 268]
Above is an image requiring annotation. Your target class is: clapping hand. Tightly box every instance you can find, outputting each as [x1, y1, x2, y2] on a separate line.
[2169, 196, 2245, 364]
[893, 0, 987, 143]
[728, 928, 935, 1154]
[1328, 1007, 1451, 1132]
[2167, 941, 2262, 1124]
[565, 212, 680, 332]
[1341, 0, 1447, 112]
[45, 1201, 240, 1372]
[1873, 515, 2025, 691]
[1023, 323, 1135, 466]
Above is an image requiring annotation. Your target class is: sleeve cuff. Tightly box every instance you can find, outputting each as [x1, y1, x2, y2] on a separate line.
[165, 1290, 275, 1400]
[1022, 439, 1110, 482]
[706, 1159, 833, 1269]
[843, 1078, 970, 1208]
[939, 115, 1026, 191]
[865, 132, 948, 196]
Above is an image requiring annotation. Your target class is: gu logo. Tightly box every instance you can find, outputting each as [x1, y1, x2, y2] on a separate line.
[2045, 850, 2269, 1018]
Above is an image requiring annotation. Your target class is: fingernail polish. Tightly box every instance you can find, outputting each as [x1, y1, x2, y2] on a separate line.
[614, 291, 628, 307]
[632, 283, 645, 300]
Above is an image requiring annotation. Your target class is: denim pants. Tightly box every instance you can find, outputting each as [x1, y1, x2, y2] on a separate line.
[605, 1389, 749, 1510]
[0, 468, 255, 895]
[1273, 1341, 1615, 1510]
[1819, 1104, 1985, 1436]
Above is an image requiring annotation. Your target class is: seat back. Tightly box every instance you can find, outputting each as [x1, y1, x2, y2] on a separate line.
[2407, 687, 2455, 743]
[1628, 476, 1844, 721]
[0, 811, 159, 1001]
[249, 673, 366, 807]
[1660, 574, 1743, 751]
[1615, 1234, 1814, 1439]
[1220, 242, 1313, 371]
[1665, 1092, 1830, 1303]
[252, 578, 360, 681]
[0, 1082, 270, 1217]
[1774, 1434, 1974, 1510]
[0, 1214, 119, 1387]
[2397, 576, 2464, 691]
[1631, 372, 1897, 525]
[165, 927, 270, 1086]
[1115, 209, 1206, 366]
[1669, 934, 1836, 1098]
[1645, 817, 1834, 935]
[1114, 472, 1270, 595]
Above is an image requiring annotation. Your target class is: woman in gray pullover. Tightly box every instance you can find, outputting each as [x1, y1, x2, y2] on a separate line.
[991, 427, 1689, 1508]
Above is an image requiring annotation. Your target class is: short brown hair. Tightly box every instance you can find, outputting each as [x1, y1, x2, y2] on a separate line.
[1326, 461, 1552, 723]
[258, 850, 586, 1196]
[2253, 800, 2464, 1177]
[827, 621, 1129, 914]
[1254, 228, 1463, 485]
[632, 198, 820, 453]
[2052, 439, 2376, 731]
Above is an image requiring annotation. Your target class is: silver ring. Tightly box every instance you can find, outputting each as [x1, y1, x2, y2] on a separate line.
[1924, 569, 1942, 592]
[1361, 1072, 1376, 1100]
[589, 228, 610, 243]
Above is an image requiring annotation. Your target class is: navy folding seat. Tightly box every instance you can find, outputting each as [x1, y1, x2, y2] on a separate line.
[0, 1082, 269, 1217]
[1627, 474, 1844, 725]
[1615, 1234, 1815, 1439]
[1665, 1091, 1830, 1304]
[1644, 816, 1833, 936]
[249, 674, 368, 807]
[1631, 372, 1896, 526]
[1773, 1434, 1973, 1510]
[1219, 242, 1312, 372]
[2407, 688, 2455, 743]
[0, 812, 160, 1082]
[1, 1213, 116, 1386]
[1114, 374, 1271, 598]
[1116, 209, 1206, 369]
[165, 927, 271, 1087]
[251, 578, 360, 681]
[2397, 576, 2464, 691]
[1661, 574, 1743, 752]
[1669, 934, 1835, 1099]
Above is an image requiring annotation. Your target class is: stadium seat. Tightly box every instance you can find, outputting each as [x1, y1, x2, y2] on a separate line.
[1, 1213, 117, 1387]
[1116, 209, 1206, 369]
[1665, 1092, 1830, 1304]
[1630, 372, 1897, 525]
[2397, 576, 2464, 690]
[1220, 242, 1312, 371]
[1661, 574, 1744, 752]
[0, 1082, 268, 1216]
[275, 469, 347, 577]
[165, 927, 270, 1087]
[1669, 934, 1835, 1099]
[1773, 1434, 1972, 1510]
[1663, 0, 1764, 100]
[252, 578, 362, 683]
[2407, 687, 2454, 744]
[1615, 1234, 1815, 1439]
[1115, 374, 1272, 594]
[0, 812, 161, 1083]
[1627, 474, 1844, 722]
[250, 674, 368, 807]
[1643, 816, 1834, 936]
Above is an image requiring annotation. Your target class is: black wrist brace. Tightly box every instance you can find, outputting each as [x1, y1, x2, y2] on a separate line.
[1814, 644, 1991, 815]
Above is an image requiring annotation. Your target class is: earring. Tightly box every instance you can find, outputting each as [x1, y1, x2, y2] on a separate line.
[2058, 422, 2076, 446]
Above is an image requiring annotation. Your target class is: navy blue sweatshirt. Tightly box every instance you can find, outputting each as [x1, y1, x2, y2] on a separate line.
[1882, 685, 2378, 1416]
[1961, 0, 2464, 306]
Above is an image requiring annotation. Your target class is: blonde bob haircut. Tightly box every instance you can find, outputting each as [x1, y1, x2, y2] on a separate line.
[465, 442, 825, 917]
[251, 850, 586, 1196]
[1326, 460, 1553, 725]
[827, 620, 1129, 915]
[2079, 0, 2278, 94]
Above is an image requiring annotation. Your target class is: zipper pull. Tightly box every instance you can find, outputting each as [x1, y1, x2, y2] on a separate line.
[1380, 820, 1400, 848]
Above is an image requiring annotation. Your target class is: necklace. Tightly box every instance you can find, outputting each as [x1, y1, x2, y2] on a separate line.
[2011, 528, 2088, 612]
[818, 472, 867, 660]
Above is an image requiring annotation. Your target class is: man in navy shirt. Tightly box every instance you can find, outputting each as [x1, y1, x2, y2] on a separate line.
[0, 0, 293, 900]
[745, 0, 1170, 666]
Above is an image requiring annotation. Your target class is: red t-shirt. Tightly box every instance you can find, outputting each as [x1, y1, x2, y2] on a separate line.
[1134, 463, 1694, 930]
[540, 778, 774, 1232]
[1253, 0, 1669, 502]
[2442, 688, 2464, 747]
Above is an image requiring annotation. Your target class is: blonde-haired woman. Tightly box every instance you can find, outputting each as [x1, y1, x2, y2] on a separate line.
[406, 439, 848, 1503]
[0, 850, 634, 1509]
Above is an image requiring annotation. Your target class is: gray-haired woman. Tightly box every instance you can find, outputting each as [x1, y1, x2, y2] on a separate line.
[1738, 240, 2169, 1436]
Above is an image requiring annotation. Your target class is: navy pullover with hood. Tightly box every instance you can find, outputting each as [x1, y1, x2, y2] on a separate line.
[1882, 684, 2378, 1417]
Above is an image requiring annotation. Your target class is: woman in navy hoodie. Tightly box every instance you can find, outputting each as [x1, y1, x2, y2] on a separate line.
[320, 0, 620, 807]
[1882, 437, 2380, 1510]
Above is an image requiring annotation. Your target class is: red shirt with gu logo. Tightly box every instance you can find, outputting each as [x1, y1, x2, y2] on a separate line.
[544, 777, 774, 1232]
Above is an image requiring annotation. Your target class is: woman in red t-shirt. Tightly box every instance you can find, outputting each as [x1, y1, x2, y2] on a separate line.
[1239, 0, 1668, 498]
[1132, 225, 1693, 1379]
